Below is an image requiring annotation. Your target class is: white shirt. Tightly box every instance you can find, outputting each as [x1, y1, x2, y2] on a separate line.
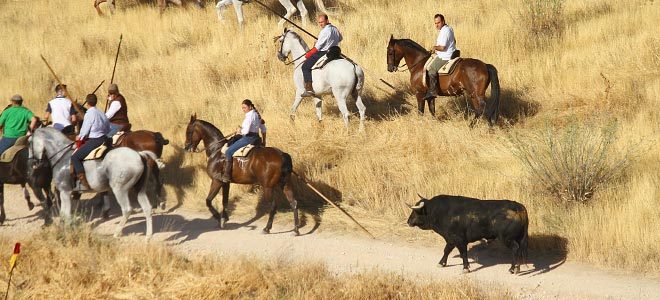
[315, 24, 342, 52]
[240, 109, 267, 135]
[78, 107, 110, 139]
[46, 96, 75, 127]
[436, 25, 456, 60]
[105, 101, 121, 119]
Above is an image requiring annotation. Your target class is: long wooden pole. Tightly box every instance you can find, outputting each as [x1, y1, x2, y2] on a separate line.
[40, 55, 85, 119]
[106, 34, 123, 112]
[292, 170, 376, 239]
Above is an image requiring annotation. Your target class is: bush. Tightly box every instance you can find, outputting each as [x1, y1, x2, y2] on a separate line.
[509, 123, 638, 203]
[520, 0, 565, 39]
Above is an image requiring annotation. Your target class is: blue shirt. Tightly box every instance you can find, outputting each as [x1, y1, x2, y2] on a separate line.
[78, 107, 110, 139]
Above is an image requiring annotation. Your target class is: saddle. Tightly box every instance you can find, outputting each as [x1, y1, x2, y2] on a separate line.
[422, 55, 463, 88]
[83, 143, 110, 161]
[220, 144, 256, 158]
[112, 131, 127, 146]
[311, 46, 342, 70]
[0, 136, 28, 163]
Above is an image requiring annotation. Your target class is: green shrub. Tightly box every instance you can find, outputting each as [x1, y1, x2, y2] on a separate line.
[509, 123, 637, 203]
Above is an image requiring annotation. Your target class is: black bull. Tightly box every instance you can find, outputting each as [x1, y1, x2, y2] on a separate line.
[407, 194, 528, 274]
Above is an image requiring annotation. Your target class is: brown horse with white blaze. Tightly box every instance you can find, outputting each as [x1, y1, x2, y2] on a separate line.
[387, 35, 500, 126]
[184, 115, 300, 235]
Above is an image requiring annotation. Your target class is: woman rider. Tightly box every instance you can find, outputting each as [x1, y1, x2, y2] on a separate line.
[221, 99, 267, 183]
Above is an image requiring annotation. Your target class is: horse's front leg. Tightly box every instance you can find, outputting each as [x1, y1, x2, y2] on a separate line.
[30, 185, 52, 226]
[314, 96, 324, 123]
[277, 0, 298, 28]
[93, 0, 107, 15]
[262, 187, 276, 234]
[232, 0, 245, 27]
[59, 190, 73, 225]
[21, 183, 34, 211]
[205, 179, 224, 227]
[0, 184, 5, 225]
[220, 181, 230, 228]
[295, 0, 309, 27]
[290, 93, 304, 120]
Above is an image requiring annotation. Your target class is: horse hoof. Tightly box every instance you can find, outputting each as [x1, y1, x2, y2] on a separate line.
[28, 202, 35, 211]
[262, 228, 270, 234]
[292, 229, 300, 236]
[462, 268, 471, 274]
[437, 263, 446, 268]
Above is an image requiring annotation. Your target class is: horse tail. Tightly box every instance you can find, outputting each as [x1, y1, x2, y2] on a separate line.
[314, 0, 333, 16]
[280, 152, 293, 188]
[352, 65, 365, 99]
[154, 132, 170, 146]
[485, 64, 500, 125]
[137, 151, 162, 205]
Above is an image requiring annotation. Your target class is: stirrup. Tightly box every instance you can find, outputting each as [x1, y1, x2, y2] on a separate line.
[301, 90, 315, 97]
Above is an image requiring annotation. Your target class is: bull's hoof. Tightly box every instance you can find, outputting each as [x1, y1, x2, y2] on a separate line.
[462, 268, 471, 274]
[219, 218, 227, 229]
[28, 202, 35, 211]
[438, 261, 447, 267]
[262, 228, 270, 234]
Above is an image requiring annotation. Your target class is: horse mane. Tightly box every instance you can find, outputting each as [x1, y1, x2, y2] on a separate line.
[286, 30, 310, 52]
[196, 119, 225, 140]
[36, 127, 72, 144]
[396, 39, 428, 55]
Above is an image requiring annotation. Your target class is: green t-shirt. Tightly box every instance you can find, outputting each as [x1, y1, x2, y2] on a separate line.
[0, 106, 34, 138]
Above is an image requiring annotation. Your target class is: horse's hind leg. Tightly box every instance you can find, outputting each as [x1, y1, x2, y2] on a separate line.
[295, 0, 309, 27]
[94, 0, 107, 15]
[136, 190, 153, 240]
[21, 184, 34, 211]
[278, 0, 298, 28]
[314, 97, 324, 122]
[263, 187, 276, 234]
[113, 192, 132, 238]
[283, 179, 300, 236]
[355, 92, 366, 132]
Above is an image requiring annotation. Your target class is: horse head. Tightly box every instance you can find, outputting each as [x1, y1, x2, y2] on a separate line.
[184, 114, 200, 152]
[387, 34, 400, 72]
[276, 28, 291, 62]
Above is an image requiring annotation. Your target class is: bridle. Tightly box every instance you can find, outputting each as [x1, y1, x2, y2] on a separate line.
[29, 140, 75, 170]
[388, 42, 430, 72]
[276, 31, 307, 68]
[186, 121, 235, 153]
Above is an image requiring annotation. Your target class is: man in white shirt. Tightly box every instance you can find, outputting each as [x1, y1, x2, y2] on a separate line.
[425, 14, 458, 101]
[43, 84, 77, 134]
[301, 14, 343, 97]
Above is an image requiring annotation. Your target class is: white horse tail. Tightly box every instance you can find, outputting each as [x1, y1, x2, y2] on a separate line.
[314, 0, 333, 16]
[137, 151, 163, 208]
[352, 65, 365, 98]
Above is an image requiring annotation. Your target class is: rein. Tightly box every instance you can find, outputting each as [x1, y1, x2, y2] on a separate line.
[31, 141, 75, 168]
[395, 54, 430, 72]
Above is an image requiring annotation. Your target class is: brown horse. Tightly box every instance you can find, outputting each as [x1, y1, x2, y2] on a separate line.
[387, 35, 500, 126]
[184, 115, 300, 235]
[114, 130, 169, 160]
[94, 0, 204, 15]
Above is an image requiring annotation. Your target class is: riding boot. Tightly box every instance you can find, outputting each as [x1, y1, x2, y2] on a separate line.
[301, 82, 315, 98]
[221, 158, 232, 183]
[77, 173, 91, 190]
[425, 72, 439, 100]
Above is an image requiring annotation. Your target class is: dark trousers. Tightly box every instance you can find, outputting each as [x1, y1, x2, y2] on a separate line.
[0, 137, 17, 156]
[302, 51, 327, 83]
[71, 137, 107, 175]
[225, 134, 260, 161]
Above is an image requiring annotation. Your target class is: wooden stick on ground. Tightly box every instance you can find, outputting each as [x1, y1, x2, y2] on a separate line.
[292, 170, 376, 239]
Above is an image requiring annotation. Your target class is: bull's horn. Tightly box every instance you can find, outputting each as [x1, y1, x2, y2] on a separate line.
[405, 203, 413, 209]
[417, 193, 426, 200]
[411, 201, 425, 209]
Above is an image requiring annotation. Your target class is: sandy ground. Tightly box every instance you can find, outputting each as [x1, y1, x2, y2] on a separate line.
[2, 185, 659, 299]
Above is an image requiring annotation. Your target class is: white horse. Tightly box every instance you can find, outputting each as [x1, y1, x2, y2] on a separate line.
[277, 29, 366, 129]
[29, 128, 159, 240]
[216, 0, 330, 28]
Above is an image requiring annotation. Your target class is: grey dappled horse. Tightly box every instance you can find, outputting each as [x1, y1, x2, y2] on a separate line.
[30, 128, 159, 239]
[277, 29, 366, 130]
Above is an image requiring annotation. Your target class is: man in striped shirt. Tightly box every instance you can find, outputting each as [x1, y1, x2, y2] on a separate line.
[71, 94, 110, 190]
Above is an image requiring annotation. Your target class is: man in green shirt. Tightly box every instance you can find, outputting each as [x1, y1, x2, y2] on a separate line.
[0, 94, 38, 156]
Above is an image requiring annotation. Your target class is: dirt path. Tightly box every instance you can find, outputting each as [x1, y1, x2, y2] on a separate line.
[2, 185, 659, 299]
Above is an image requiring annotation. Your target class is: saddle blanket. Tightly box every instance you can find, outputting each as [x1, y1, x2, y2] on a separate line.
[0, 136, 28, 163]
[84, 144, 109, 161]
[221, 144, 255, 157]
[311, 54, 330, 70]
[112, 131, 126, 146]
[422, 55, 462, 88]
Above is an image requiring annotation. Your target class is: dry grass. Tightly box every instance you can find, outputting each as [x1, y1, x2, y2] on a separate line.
[0, 228, 509, 299]
[0, 0, 658, 275]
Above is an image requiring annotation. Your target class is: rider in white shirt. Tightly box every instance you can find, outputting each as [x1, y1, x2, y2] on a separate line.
[221, 99, 267, 183]
[301, 14, 343, 97]
[43, 84, 77, 134]
[425, 13, 458, 101]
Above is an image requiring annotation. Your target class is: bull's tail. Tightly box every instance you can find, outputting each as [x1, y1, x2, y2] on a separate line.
[519, 208, 529, 268]
[280, 152, 293, 188]
[485, 64, 500, 126]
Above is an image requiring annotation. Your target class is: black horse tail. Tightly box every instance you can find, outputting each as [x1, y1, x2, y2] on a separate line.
[280, 152, 293, 188]
[485, 64, 500, 125]
[154, 132, 170, 146]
